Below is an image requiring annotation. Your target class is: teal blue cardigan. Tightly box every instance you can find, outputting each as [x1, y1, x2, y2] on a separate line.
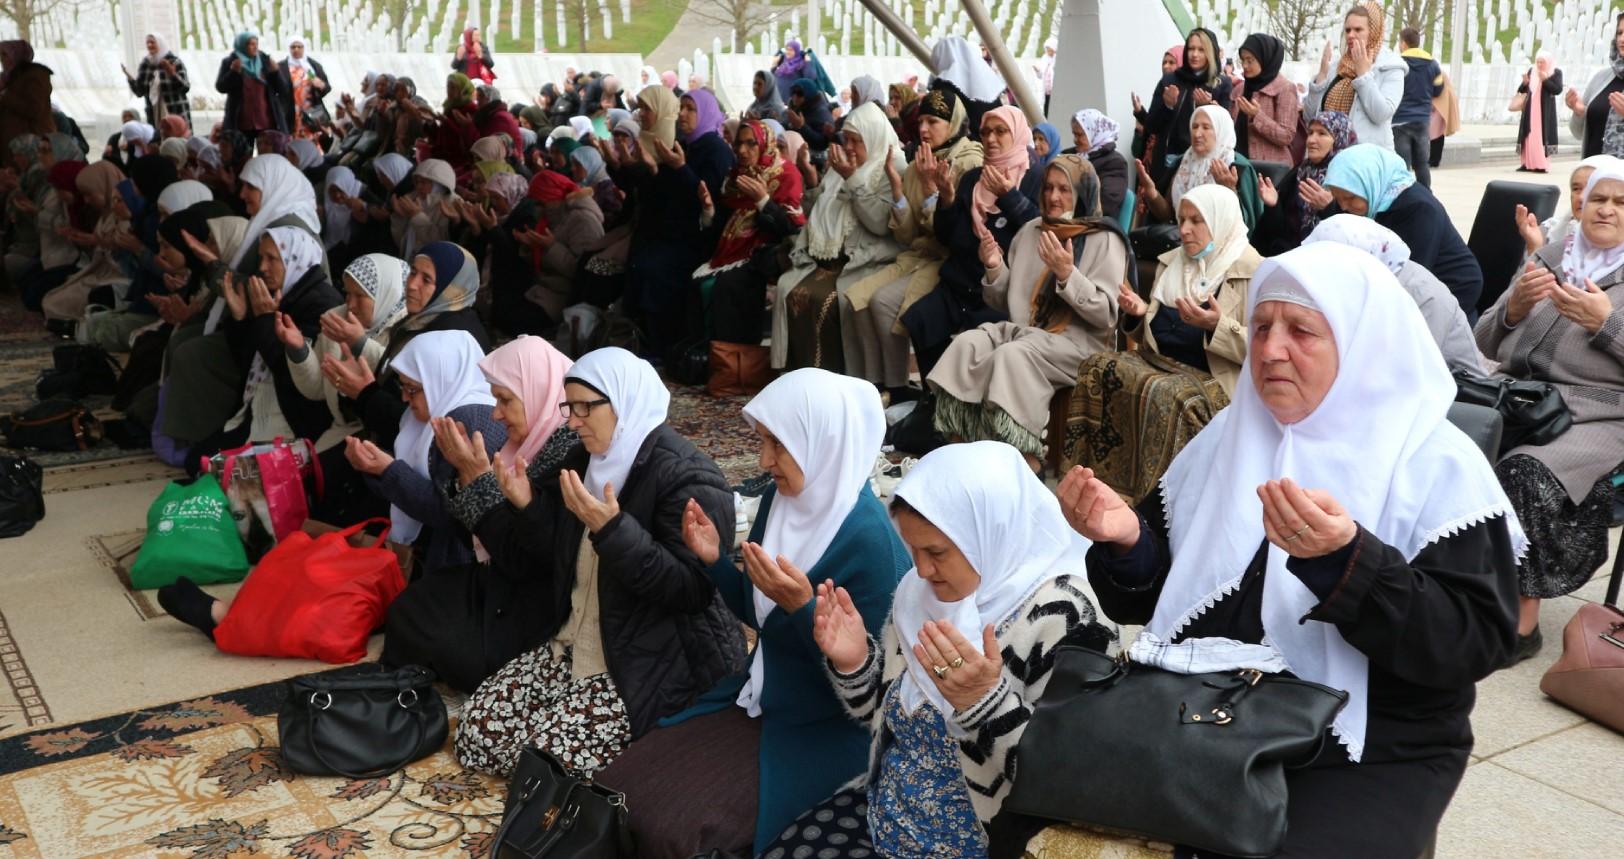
[661, 485, 910, 854]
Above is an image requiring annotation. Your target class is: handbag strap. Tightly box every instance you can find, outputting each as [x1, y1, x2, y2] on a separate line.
[300, 689, 429, 779]
[334, 517, 392, 546]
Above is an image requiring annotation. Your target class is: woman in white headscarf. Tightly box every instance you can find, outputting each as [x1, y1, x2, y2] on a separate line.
[929, 34, 1006, 134]
[1516, 154, 1621, 258]
[156, 179, 212, 217]
[1140, 103, 1264, 234]
[1067, 183, 1262, 504]
[286, 137, 323, 172]
[280, 252, 410, 453]
[1067, 242, 1521, 857]
[320, 164, 364, 252]
[125, 33, 192, 132]
[596, 369, 911, 859]
[760, 440, 1113, 858]
[121, 120, 157, 158]
[390, 158, 455, 258]
[229, 153, 321, 273]
[774, 102, 905, 374]
[1304, 214, 1483, 373]
[453, 346, 746, 777]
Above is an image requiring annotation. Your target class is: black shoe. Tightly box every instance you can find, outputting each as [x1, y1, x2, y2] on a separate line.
[156, 576, 219, 641]
[1506, 626, 1543, 667]
[887, 385, 925, 405]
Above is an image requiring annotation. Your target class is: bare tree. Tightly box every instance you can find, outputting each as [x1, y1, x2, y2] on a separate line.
[1388, 0, 1450, 43]
[0, 0, 76, 44]
[379, 0, 414, 52]
[683, 0, 779, 53]
[1265, 0, 1341, 61]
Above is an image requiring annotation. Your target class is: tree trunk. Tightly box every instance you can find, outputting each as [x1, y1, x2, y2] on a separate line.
[575, 0, 588, 48]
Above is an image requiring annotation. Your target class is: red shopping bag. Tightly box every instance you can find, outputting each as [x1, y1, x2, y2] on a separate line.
[213, 519, 405, 664]
[203, 437, 324, 543]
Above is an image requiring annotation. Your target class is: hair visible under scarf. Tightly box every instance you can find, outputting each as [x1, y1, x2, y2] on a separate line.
[1169, 104, 1236, 212]
[479, 334, 573, 472]
[1148, 242, 1525, 763]
[1323, 143, 1414, 217]
[1176, 28, 1223, 89]
[389, 330, 496, 543]
[1324, 2, 1385, 114]
[564, 347, 670, 501]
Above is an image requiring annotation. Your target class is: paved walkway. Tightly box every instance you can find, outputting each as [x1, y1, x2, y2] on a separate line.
[646, 0, 734, 71]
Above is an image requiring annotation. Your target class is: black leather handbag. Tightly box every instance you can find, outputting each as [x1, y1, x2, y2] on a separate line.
[1452, 369, 1572, 454]
[1004, 647, 1349, 858]
[277, 664, 447, 778]
[1, 399, 103, 451]
[36, 343, 121, 400]
[0, 456, 45, 538]
[491, 746, 633, 859]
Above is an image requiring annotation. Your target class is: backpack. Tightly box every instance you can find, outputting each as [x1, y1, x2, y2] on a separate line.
[36, 344, 122, 401]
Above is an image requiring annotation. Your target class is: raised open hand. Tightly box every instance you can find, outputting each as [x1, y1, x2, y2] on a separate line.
[681, 497, 722, 565]
[1056, 466, 1141, 547]
[812, 580, 870, 673]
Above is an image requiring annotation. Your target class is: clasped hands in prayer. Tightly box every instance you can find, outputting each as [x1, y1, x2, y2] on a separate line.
[1056, 466, 1358, 559]
[426, 417, 620, 531]
[1507, 261, 1614, 333]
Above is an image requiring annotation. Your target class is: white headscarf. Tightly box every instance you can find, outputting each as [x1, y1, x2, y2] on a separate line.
[565, 347, 670, 501]
[1169, 104, 1236, 212]
[122, 121, 156, 145]
[1303, 213, 1410, 274]
[640, 64, 658, 87]
[1151, 184, 1250, 307]
[804, 102, 903, 260]
[285, 38, 311, 72]
[569, 116, 595, 140]
[156, 180, 213, 217]
[339, 252, 409, 337]
[373, 153, 413, 190]
[1146, 243, 1526, 763]
[1542, 155, 1621, 246]
[145, 33, 167, 61]
[323, 165, 364, 249]
[238, 226, 326, 406]
[1561, 161, 1624, 287]
[231, 154, 321, 269]
[288, 138, 323, 170]
[930, 35, 1006, 103]
[734, 369, 886, 717]
[889, 441, 1092, 733]
[389, 330, 495, 543]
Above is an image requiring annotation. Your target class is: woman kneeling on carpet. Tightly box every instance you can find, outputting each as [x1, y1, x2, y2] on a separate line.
[1067, 243, 1519, 857]
[594, 368, 911, 858]
[381, 334, 573, 691]
[759, 441, 1114, 858]
[453, 347, 746, 777]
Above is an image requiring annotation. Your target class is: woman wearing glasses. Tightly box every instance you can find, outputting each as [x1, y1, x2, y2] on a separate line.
[452, 346, 747, 778]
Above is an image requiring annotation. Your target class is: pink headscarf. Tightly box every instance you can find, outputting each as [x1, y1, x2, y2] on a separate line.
[660, 70, 678, 89]
[1165, 45, 1185, 67]
[478, 335, 573, 471]
[971, 106, 1032, 240]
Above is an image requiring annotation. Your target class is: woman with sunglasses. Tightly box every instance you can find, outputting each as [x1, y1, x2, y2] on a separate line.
[452, 346, 747, 778]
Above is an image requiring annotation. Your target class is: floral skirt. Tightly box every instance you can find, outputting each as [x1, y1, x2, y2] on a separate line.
[453, 643, 631, 777]
[1496, 454, 1621, 599]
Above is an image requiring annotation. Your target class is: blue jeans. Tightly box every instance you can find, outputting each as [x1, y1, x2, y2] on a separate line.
[1393, 121, 1431, 187]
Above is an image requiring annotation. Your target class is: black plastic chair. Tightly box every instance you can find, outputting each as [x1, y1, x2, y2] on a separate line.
[1249, 158, 1292, 191]
[1467, 180, 1561, 318]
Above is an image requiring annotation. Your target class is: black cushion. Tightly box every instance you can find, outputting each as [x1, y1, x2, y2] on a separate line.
[1467, 180, 1561, 317]
[1250, 159, 1292, 190]
[1445, 401, 1504, 461]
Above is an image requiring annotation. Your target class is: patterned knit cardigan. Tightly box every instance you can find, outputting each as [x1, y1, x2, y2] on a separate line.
[827, 573, 1115, 826]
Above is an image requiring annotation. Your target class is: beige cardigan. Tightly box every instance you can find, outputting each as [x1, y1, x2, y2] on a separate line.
[1125, 246, 1263, 396]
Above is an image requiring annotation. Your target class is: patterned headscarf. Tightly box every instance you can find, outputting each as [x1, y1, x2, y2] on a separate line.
[1296, 111, 1356, 235]
[1325, 2, 1385, 114]
[341, 253, 409, 336]
[1071, 108, 1120, 155]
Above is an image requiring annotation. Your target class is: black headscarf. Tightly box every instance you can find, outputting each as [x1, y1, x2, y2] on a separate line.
[917, 86, 968, 152]
[158, 200, 234, 294]
[218, 129, 252, 171]
[1239, 33, 1285, 97]
[128, 154, 178, 204]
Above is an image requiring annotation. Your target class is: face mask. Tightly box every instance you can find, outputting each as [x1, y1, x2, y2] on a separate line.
[1187, 239, 1216, 260]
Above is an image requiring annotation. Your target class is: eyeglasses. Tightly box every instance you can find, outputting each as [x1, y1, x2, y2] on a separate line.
[399, 381, 424, 397]
[559, 398, 610, 418]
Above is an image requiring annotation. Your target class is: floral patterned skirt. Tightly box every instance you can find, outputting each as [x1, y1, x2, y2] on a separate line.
[1496, 454, 1622, 599]
[452, 643, 631, 777]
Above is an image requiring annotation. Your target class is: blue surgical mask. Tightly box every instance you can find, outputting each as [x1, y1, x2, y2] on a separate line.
[1186, 239, 1216, 260]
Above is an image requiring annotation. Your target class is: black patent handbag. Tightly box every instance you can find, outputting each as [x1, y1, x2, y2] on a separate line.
[492, 746, 633, 859]
[1452, 369, 1572, 454]
[0, 456, 44, 539]
[1004, 646, 1349, 858]
[277, 664, 447, 778]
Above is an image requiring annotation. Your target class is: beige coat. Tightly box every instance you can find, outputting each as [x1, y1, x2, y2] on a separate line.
[1126, 246, 1263, 397]
[526, 191, 605, 319]
[288, 308, 405, 451]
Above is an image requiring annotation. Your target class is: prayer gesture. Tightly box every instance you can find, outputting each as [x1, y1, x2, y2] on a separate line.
[431, 416, 491, 484]
[1057, 466, 1141, 548]
[438, 197, 463, 221]
[1209, 159, 1238, 190]
[493, 452, 532, 509]
[1610, 91, 1624, 119]
[1515, 203, 1544, 254]
[1192, 87, 1214, 107]
[784, 107, 804, 129]
[735, 174, 768, 205]
[10, 194, 37, 215]
[343, 436, 393, 477]
[812, 581, 870, 673]
[1258, 176, 1278, 207]
[220, 272, 248, 320]
[681, 497, 721, 565]
[246, 275, 280, 317]
[652, 138, 687, 169]
[982, 164, 1014, 197]
[978, 231, 1004, 272]
[1258, 478, 1356, 558]
[272, 311, 304, 349]
[392, 194, 423, 219]
[1131, 92, 1144, 114]
[1346, 37, 1372, 78]
[914, 619, 1003, 712]
[1135, 159, 1158, 201]
[1036, 230, 1075, 280]
[1117, 281, 1147, 317]
[1235, 95, 1260, 117]
[885, 155, 904, 202]
[516, 226, 556, 250]
[697, 178, 714, 213]
[1297, 177, 1333, 211]
[1507, 261, 1558, 325]
[1548, 277, 1614, 333]
[1175, 295, 1221, 331]
[741, 541, 814, 613]
[1161, 83, 1180, 109]
[321, 342, 374, 398]
[559, 469, 620, 533]
[1317, 40, 1334, 82]
[828, 143, 856, 179]
[320, 307, 366, 347]
[1565, 87, 1584, 114]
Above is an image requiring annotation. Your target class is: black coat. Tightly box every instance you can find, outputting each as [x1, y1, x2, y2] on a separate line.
[1088, 143, 1132, 222]
[1142, 70, 1233, 182]
[222, 263, 343, 441]
[215, 54, 289, 134]
[469, 424, 748, 738]
[1516, 69, 1562, 153]
[353, 305, 493, 450]
[1328, 183, 1483, 322]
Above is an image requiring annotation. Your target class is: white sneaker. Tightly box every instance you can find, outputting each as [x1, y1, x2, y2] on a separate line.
[870, 454, 905, 498]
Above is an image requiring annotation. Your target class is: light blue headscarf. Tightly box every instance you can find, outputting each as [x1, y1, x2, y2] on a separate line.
[233, 31, 263, 78]
[1323, 143, 1415, 218]
[570, 146, 608, 186]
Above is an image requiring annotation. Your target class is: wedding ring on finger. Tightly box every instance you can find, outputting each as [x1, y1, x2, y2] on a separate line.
[951, 657, 965, 669]
[932, 664, 949, 678]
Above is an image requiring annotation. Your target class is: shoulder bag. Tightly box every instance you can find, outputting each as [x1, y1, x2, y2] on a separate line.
[1540, 557, 1624, 733]
[1452, 369, 1572, 454]
[278, 663, 447, 778]
[1004, 646, 1348, 858]
[1, 399, 103, 451]
[491, 745, 633, 858]
[0, 456, 44, 538]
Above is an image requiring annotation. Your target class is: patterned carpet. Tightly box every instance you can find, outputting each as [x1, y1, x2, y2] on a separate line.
[0, 677, 506, 858]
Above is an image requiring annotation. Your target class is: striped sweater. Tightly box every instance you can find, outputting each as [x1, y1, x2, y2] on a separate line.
[827, 573, 1116, 826]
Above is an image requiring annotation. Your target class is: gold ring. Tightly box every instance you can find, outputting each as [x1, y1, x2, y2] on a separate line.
[1285, 534, 1301, 543]
[951, 657, 966, 669]
[932, 664, 948, 678]
[1292, 525, 1310, 537]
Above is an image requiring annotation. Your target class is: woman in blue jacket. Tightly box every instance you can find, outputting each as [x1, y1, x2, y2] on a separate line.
[597, 368, 910, 858]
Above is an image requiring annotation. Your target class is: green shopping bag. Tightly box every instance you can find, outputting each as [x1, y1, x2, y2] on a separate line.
[129, 475, 250, 589]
